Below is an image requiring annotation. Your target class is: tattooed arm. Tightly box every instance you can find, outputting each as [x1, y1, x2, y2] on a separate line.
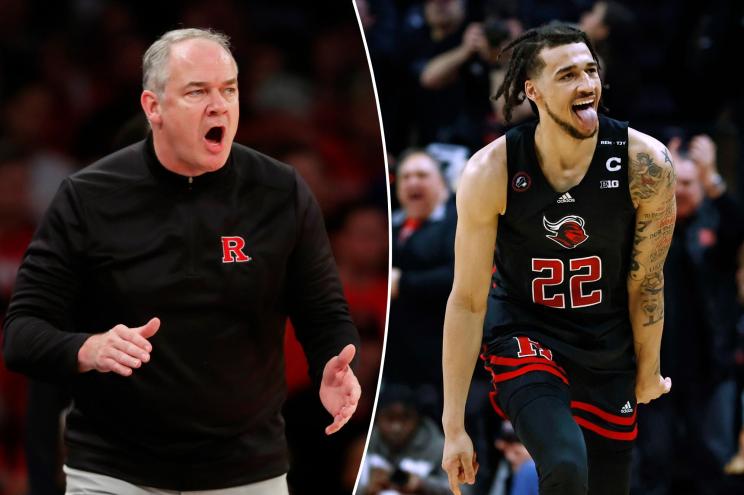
[627, 129, 676, 404]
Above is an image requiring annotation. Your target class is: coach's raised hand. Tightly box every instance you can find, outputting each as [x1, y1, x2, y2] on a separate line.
[77, 317, 160, 376]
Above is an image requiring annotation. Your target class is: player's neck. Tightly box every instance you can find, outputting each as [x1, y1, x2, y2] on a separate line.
[534, 120, 597, 172]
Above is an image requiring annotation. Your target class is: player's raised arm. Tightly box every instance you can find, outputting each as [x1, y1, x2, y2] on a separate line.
[442, 138, 507, 494]
[626, 129, 676, 404]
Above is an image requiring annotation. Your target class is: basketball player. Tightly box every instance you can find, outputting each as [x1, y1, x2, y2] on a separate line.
[441, 24, 675, 495]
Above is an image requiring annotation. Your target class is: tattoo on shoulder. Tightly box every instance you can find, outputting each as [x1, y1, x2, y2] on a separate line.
[662, 147, 673, 167]
[629, 150, 675, 200]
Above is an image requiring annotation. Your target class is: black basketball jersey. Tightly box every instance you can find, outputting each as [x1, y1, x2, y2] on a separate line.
[484, 115, 636, 370]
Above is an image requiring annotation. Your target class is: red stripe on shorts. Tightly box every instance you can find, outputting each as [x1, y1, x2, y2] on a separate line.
[570, 400, 637, 425]
[573, 416, 638, 441]
[490, 364, 569, 385]
[488, 391, 508, 420]
[487, 355, 567, 373]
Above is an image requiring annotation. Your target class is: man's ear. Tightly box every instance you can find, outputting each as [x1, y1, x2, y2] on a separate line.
[141, 90, 162, 127]
[524, 79, 540, 104]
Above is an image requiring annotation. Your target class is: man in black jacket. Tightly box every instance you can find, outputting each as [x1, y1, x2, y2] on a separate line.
[2, 28, 361, 494]
[387, 149, 456, 395]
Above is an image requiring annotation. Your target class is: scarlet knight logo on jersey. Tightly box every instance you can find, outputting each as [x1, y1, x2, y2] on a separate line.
[543, 215, 589, 249]
[512, 172, 532, 192]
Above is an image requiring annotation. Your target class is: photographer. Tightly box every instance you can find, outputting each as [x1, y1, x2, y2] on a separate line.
[481, 15, 533, 127]
[358, 383, 451, 495]
[401, 0, 490, 150]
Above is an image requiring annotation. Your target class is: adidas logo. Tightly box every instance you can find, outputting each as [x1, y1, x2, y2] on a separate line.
[557, 192, 575, 203]
[620, 401, 633, 414]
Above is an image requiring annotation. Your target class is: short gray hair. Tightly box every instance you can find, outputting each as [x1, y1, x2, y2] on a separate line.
[142, 28, 237, 96]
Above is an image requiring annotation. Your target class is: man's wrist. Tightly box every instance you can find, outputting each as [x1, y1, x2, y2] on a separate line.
[442, 417, 465, 436]
[77, 335, 95, 372]
[635, 365, 660, 381]
[634, 352, 660, 375]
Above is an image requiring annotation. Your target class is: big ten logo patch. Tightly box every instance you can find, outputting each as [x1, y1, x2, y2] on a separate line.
[600, 179, 619, 189]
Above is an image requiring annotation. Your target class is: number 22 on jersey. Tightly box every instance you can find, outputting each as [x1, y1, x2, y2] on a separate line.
[531, 256, 602, 309]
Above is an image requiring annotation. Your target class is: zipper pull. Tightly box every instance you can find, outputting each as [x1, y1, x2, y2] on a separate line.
[188, 176, 193, 191]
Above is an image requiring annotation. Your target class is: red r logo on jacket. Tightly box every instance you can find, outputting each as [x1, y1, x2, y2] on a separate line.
[221, 236, 252, 263]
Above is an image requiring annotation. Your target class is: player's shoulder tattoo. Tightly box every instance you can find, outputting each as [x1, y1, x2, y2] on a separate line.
[629, 141, 675, 203]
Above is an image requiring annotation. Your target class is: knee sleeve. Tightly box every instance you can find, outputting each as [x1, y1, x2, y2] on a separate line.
[510, 389, 588, 495]
[541, 452, 589, 494]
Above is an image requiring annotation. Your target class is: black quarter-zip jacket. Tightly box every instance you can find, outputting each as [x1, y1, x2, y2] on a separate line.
[2, 136, 359, 490]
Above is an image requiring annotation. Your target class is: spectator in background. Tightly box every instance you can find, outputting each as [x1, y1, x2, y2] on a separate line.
[386, 149, 455, 399]
[401, 0, 491, 151]
[1, 84, 76, 222]
[358, 383, 451, 495]
[0, 143, 36, 495]
[279, 145, 341, 217]
[488, 421, 538, 495]
[481, 3, 532, 130]
[333, 204, 388, 338]
[579, 1, 641, 121]
[725, 242, 744, 477]
[356, 0, 402, 153]
[633, 135, 744, 495]
[0, 145, 35, 296]
[332, 203, 388, 419]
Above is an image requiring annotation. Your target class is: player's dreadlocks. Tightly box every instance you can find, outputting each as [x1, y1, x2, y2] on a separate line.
[493, 23, 601, 123]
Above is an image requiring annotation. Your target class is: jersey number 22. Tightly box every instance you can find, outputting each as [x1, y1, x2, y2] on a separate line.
[531, 256, 602, 308]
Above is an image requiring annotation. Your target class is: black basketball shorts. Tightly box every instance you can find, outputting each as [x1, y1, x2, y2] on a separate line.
[481, 333, 638, 445]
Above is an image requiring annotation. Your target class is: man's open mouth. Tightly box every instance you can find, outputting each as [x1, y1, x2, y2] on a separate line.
[205, 126, 224, 144]
[572, 97, 595, 114]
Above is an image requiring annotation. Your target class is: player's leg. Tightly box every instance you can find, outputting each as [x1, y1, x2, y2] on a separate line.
[482, 336, 588, 495]
[584, 431, 633, 495]
[569, 369, 637, 495]
[510, 386, 588, 495]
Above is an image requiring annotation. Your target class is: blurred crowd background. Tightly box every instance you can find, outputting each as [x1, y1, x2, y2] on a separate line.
[0, 1, 388, 494]
[358, 0, 744, 494]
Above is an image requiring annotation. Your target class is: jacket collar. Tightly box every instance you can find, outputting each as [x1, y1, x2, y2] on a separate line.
[142, 132, 234, 190]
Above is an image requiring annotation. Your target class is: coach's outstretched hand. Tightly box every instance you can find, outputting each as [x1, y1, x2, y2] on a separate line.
[636, 373, 672, 404]
[77, 317, 160, 376]
[442, 430, 479, 495]
[320, 344, 361, 435]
